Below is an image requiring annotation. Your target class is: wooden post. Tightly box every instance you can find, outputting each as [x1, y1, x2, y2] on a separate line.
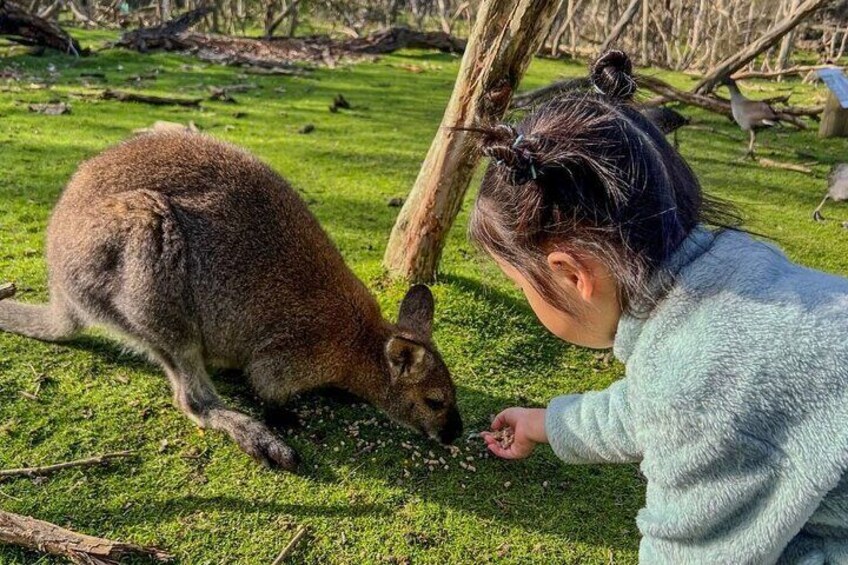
[382, 0, 560, 283]
[819, 91, 848, 138]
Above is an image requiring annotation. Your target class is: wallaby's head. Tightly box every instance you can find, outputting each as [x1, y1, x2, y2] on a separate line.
[381, 285, 462, 445]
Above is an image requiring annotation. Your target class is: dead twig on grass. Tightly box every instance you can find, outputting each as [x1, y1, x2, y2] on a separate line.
[757, 157, 814, 174]
[271, 525, 308, 564]
[101, 89, 202, 107]
[0, 450, 135, 480]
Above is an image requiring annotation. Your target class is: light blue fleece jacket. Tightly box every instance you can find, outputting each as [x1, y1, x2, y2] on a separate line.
[545, 227, 848, 564]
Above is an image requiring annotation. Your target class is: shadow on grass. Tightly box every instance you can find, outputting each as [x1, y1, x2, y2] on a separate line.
[34, 272, 642, 554]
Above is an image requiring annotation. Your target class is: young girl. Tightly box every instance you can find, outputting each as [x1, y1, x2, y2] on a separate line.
[476, 50, 848, 564]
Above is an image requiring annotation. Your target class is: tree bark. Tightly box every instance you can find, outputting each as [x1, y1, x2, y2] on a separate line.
[382, 0, 560, 283]
[550, 0, 585, 57]
[264, 0, 299, 39]
[693, 0, 829, 94]
[639, 0, 648, 64]
[0, 510, 173, 564]
[776, 0, 801, 80]
[0, 0, 84, 55]
[599, 0, 640, 53]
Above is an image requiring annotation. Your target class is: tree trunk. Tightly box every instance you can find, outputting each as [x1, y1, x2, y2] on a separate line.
[694, 0, 829, 94]
[0, 0, 84, 54]
[776, 0, 801, 80]
[287, 0, 298, 37]
[600, 0, 640, 53]
[0, 510, 173, 564]
[382, 0, 560, 283]
[550, 0, 585, 57]
[640, 0, 648, 64]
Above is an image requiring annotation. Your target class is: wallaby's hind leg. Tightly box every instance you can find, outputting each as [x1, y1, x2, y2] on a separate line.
[44, 189, 297, 470]
[157, 349, 300, 471]
[0, 286, 80, 342]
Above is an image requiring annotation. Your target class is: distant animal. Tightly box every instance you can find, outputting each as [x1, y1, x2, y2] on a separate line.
[813, 163, 848, 222]
[640, 105, 690, 147]
[0, 132, 462, 471]
[721, 77, 781, 158]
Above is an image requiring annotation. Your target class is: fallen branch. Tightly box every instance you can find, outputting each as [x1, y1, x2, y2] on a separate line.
[344, 26, 465, 54]
[0, 510, 173, 564]
[732, 64, 840, 81]
[116, 5, 211, 51]
[101, 89, 202, 107]
[0, 0, 85, 55]
[757, 157, 814, 174]
[0, 282, 15, 300]
[271, 525, 308, 565]
[117, 14, 465, 69]
[513, 72, 819, 129]
[640, 74, 812, 128]
[0, 450, 135, 480]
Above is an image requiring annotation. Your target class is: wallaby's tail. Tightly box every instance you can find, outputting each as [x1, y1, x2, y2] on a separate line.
[0, 284, 79, 342]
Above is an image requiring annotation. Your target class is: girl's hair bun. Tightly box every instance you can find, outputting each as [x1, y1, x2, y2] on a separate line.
[478, 124, 540, 186]
[591, 49, 636, 100]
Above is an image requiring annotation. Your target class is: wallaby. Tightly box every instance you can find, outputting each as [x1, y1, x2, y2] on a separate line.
[0, 132, 462, 471]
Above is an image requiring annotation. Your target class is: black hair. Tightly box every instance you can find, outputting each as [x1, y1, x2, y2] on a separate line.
[468, 50, 741, 316]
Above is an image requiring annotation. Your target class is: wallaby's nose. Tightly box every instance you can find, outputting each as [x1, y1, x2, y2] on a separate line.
[439, 408, 463, 444]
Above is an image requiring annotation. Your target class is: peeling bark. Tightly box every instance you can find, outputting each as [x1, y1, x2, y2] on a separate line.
[382, 0, 560, 283]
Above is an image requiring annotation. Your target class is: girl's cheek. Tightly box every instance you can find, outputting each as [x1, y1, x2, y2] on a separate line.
[524, 288, 574, 340]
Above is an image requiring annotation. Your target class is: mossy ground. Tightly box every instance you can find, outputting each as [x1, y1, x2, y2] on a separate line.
[1, 30, 847, 564]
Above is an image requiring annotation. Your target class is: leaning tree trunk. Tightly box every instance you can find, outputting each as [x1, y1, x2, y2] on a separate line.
[382, 0, 560, 283]
[599, 0, 641, 53]
[693, 0, 829, 94]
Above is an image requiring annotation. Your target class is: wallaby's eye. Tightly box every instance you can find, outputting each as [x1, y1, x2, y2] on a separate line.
[425, 398, 445, 411]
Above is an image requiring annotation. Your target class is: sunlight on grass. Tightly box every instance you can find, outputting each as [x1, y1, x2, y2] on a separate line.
[1, 29, 847, 564]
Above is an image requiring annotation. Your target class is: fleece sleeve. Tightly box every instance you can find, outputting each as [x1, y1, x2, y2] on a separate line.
[545, 378, 641, 464]
[635, 410, 832, 565]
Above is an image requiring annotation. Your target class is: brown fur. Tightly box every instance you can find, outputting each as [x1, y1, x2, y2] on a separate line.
[0, 132, 462, 471]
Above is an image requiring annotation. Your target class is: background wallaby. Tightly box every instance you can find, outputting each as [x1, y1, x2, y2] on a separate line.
[0, 132, 462, 471]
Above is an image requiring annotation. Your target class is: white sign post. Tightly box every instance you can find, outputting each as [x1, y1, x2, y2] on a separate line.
[818, 67, 848, 137]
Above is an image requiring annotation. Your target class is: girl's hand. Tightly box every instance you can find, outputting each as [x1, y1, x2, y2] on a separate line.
[482, 407, 547, 459]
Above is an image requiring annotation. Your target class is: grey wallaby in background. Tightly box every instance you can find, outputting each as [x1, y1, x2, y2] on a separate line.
[0, 132, 462, 471]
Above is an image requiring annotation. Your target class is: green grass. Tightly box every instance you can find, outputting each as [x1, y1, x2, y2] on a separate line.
[1, 30, 848, 564]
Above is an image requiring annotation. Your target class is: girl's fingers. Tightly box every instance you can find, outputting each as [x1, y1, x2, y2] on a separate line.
[487, 442, 522, 460]
[486, 442, 509, 458]
[491, 411, 509, 431]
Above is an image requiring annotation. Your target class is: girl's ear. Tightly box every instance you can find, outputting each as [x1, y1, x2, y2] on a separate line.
[546, 251, 595, 302]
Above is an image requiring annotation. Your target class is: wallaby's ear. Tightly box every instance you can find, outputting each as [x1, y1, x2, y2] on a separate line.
[385, 336, 427, 384]
[397, 284, 434, 338]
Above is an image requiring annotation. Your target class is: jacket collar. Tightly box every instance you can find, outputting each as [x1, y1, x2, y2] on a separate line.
[613, 226, 718, 363]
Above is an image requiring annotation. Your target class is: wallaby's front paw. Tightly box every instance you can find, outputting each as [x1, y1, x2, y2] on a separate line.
[238, 423, 300, 472]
